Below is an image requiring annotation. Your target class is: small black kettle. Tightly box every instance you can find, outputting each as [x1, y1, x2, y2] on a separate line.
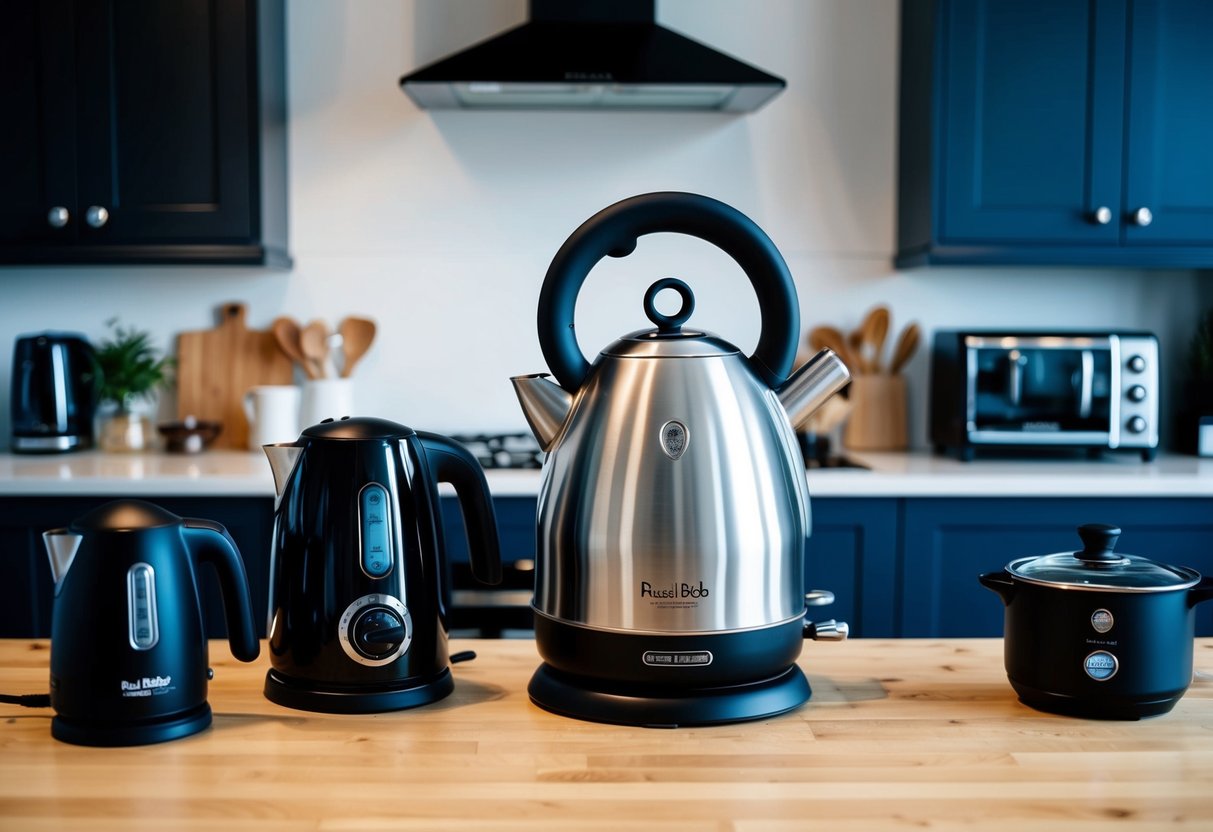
[262, 417, 502, 713]
[42, 499, 259, 746]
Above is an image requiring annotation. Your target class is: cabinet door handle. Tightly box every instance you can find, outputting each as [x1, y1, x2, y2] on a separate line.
[47, 206, 70, 228]
[1091, 206, 1112, 225]
[85, 205, 110, 228]
[1129, 207, 1153, 227]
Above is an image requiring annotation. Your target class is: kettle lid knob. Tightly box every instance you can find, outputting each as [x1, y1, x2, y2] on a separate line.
[643, 278, 696, 335]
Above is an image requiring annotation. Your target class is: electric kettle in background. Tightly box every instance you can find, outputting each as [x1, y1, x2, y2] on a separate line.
[513, 192, 852, 727]
[42, 500, 259, 746]
[262, 417, 502, 713]
[11, 332, 98, 452]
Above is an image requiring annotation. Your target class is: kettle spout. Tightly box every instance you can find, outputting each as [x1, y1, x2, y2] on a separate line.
[511, 374, 573, 452]
[263, 443, 303, 499]
[43, 529, 83, 584]
[776, 349, 852, 430]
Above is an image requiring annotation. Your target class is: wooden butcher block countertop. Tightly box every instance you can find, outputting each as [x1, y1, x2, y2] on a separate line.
[2, 638, 1212, 831]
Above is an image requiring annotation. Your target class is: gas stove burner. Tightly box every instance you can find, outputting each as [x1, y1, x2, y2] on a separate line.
[451, 433, 545, 470]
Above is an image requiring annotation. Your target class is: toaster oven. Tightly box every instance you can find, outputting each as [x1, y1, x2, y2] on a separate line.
[930, 331, 1159, 461]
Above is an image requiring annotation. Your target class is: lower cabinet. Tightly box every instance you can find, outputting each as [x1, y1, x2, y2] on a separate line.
[0, 496, 275, 639]
[900, 498, 1213, 638]
[806, 499, 900, 638]
[3, 493, 1211, 639]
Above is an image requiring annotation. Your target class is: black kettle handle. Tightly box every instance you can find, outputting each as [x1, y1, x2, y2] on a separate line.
[417, 432, 503, 586]
[182, 518, 260, 662]
[538, 192, 801, 392]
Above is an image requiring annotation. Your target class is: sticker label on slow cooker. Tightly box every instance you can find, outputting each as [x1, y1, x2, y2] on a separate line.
[1090, 609, 1114, 634]
[643, 651, 713, 667]
[1083, 650, 1119, 681]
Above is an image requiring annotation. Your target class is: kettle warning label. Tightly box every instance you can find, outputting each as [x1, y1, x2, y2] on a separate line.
[643, 651, 713, 667]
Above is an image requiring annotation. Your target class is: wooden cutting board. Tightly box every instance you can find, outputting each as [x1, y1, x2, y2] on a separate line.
[176, 303, 294, 449]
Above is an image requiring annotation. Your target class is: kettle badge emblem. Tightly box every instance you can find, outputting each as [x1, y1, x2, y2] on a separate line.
[660, 421, 688, 460]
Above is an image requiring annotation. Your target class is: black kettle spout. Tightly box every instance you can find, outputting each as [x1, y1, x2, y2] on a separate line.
[978, 571, 1016, 605]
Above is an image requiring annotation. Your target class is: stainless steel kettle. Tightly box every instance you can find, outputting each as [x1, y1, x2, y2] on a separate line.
[513, 192, 851, 727]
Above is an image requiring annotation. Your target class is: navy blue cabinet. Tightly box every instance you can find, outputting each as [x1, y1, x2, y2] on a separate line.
[0, 496, 275, 639]
[5, 493, 1210, 640]
[0, 0, 289, 266]
[807, 499, 900, 638]
[898, 0, 1213, 267]
[901, 498, 1213, 637]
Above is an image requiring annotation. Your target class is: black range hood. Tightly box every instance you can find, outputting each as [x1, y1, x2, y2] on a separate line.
[399, 0, 785, 113]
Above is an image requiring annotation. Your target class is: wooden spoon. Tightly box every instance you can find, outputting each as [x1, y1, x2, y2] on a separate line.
[808, 326, 857, 371]
[862, 306, 891, 373]
[889, 322, 921, 375]
[338, 316, 376, 378]
[272, 317, 318, 380]
[300, 320, 333, 379]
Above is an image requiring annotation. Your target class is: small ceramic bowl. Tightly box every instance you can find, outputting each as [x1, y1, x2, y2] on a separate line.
[158, 419, 223, 454]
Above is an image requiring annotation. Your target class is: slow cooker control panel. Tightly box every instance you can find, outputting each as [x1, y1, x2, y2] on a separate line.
[338, 593, 412, 666]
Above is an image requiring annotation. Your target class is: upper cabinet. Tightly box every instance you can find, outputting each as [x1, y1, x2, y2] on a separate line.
[0, 0, 289, 267]
[897, 0, 1213, 268]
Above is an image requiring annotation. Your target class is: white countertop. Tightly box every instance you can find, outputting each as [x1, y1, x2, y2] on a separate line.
[0, 449, 1210, 498]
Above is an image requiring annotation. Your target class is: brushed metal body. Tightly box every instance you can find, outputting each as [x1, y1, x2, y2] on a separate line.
[533, 335, 811, 634]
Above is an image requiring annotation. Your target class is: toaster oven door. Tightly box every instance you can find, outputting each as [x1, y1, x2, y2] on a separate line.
[966, 336, 1117, 444]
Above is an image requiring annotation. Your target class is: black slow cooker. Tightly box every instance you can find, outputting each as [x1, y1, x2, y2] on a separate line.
[980, 524, 1213, 720]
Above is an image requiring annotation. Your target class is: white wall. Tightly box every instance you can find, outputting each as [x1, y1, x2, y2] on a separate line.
[1, 0, 1204, 448]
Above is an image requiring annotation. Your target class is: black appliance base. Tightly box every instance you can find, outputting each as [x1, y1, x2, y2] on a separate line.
[528, 662, 811, 728]
[51, 702, 212, 746]
[1010, 679, 1182, 721]
[264, 668, 454, 714]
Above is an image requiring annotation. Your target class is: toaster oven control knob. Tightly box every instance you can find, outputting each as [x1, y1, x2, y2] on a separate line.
[1126, 354, 1147, 374]
[352, 607, 406, 658]
[1126, 415, 1147, 434]
[1127, 384, 1147, 403]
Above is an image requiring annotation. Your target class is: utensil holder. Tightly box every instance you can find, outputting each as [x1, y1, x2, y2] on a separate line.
[842, 374, 907, 451]
[299, 378, 355, 430]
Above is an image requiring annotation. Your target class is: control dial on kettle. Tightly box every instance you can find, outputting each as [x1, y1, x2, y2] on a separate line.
[352, 607, 405, 658]
[338, 594, 412, 666]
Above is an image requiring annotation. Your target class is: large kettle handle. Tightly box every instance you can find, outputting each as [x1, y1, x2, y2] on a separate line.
[182, 518, 260, 662]
[417, 432, 503, 586]
[538, 192, 801, 392]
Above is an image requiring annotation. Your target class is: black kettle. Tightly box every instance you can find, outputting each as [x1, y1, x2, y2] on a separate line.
[42, 500, 259, 746]
[262, 416, 502, 713]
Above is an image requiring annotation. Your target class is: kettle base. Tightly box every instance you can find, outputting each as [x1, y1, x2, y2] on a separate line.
[264, 668, 454, 714]
[51, 702, 212, 747]
[527, 662, 811, 728]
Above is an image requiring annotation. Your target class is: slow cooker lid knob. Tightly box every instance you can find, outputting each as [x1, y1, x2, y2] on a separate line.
[1074, 523, 1126, 564]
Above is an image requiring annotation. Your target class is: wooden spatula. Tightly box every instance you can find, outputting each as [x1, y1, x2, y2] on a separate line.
[889, 322, 921, 374]
[272, 317, 318, 380]
[338, 317, 376, 378]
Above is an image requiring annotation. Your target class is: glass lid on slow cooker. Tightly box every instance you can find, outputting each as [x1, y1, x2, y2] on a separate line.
[1007, 524, 1200, 590]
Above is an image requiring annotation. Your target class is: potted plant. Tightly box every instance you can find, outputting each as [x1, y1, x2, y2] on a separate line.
[94, 320, 173, 452]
